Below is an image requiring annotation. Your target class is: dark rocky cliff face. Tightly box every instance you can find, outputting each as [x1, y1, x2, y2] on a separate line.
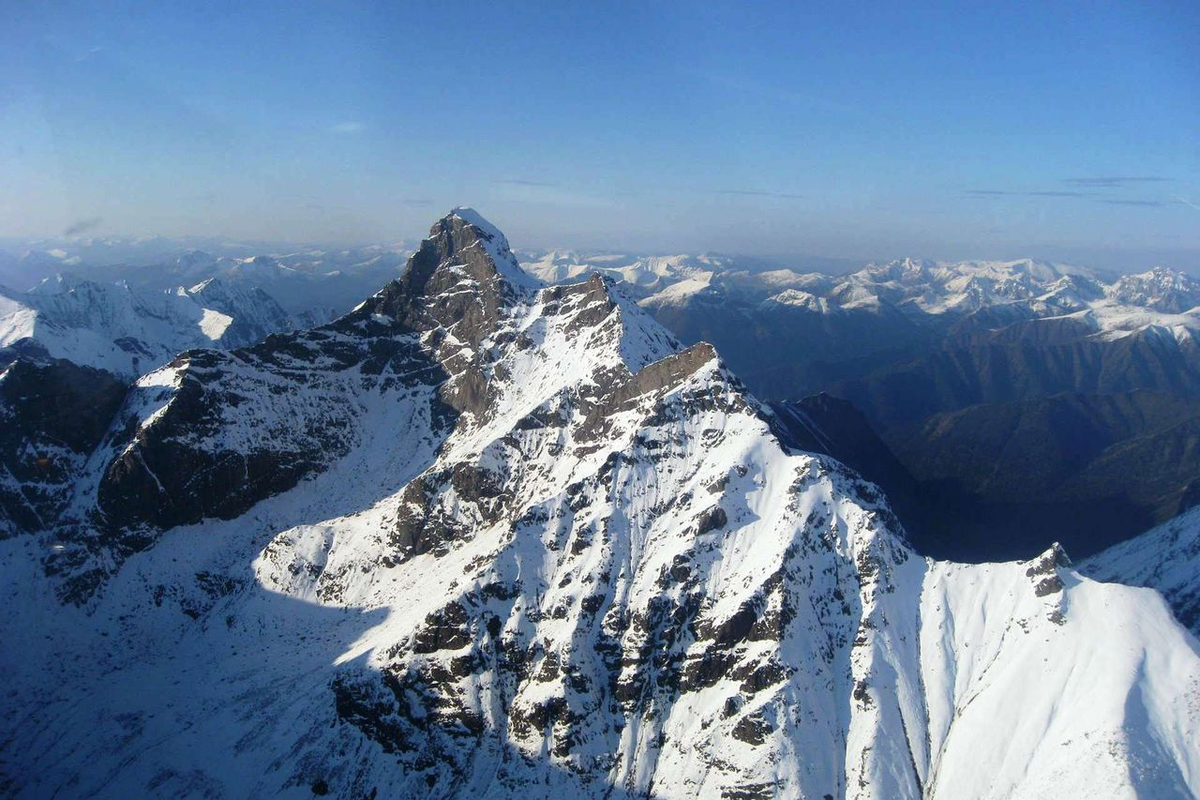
[4, 213, 1198, 800]
[42, 211, 555, 601]
[90, 216, 534, 549]
[94, 331, 451, 534]
[0, 359, 127, 538]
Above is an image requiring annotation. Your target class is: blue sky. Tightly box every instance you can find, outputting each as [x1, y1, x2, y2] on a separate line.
[2, 1, 1197, 269]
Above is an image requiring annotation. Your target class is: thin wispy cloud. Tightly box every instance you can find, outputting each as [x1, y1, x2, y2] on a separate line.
[968, 188, 1181, 211]
[715, 189, 804, 200]
[1027, 190, 1091, 197]
[1063, 176, 1171, 187]
[75, 45, 103, 62]
[1174, 196, 1200, 214]
[492, 180, 615, 209]
[1100, 199, 1169, 207]
[966, 189, 1090, 198]
[494, 179, 559, 187]
[329, 121, 365, 134]
[62, 217, 103, 237]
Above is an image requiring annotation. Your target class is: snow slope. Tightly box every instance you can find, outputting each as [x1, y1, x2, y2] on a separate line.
[1082, 505, 1200, 637]
[0, 211, 1197, 798]
[0, 277, 292, 377]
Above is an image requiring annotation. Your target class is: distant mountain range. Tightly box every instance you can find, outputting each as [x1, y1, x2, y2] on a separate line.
[0, 277, 291, 378]
[0, 237, 412, 323]
[0, 239, 415, 377]
[2, 211, 1196, 798]
[521, 251, 1200, 559]
[3, 233, 1197, 562]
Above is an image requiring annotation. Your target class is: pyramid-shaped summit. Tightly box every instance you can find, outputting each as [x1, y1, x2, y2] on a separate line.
[4, 211, 1199, 799]
[391, 207, 542, 296]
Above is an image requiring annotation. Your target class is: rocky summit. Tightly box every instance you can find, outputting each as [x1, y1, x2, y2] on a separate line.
[1, 210, 1198, 799]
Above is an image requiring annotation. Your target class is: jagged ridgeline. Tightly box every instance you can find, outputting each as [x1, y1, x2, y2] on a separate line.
[1, 210, 1197, 798]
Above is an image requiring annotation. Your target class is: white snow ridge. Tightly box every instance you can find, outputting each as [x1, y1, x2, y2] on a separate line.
[1, 210, 1197, 799]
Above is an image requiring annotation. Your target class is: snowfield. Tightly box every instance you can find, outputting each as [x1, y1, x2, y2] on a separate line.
[0, 210, 1197, 799]
[0, 277, 292, 377]
[1082, 504, 1200, 639]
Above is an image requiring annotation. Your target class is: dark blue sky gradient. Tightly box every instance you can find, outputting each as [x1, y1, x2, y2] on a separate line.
[2, 1, 1197, 268]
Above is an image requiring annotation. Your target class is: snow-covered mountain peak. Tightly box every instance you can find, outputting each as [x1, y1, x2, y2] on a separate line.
[1023, 542, 1073, 601]
[449, 206, 505, 244]
[760, 287, 829, 313]
[26, 271, 86, 295]
[439, 207, 543, 290]
[1109, 266, 1200, 314]
[2, 212, 1199, 798]
[174, 249, 222, 273]
[0, 275, 293, 377]
[862, 257, 934, 284]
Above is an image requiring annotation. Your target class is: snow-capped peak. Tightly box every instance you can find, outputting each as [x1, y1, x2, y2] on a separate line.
[450, 206, 506, 245]
[1108, 266, 1200, 314]
[0, 274, 292, 377]
[445, 207, 543, 290]
[1, 210, 1197, 799]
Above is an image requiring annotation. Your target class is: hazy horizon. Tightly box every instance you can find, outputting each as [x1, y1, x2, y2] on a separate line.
[0, 212, 1194, 277]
